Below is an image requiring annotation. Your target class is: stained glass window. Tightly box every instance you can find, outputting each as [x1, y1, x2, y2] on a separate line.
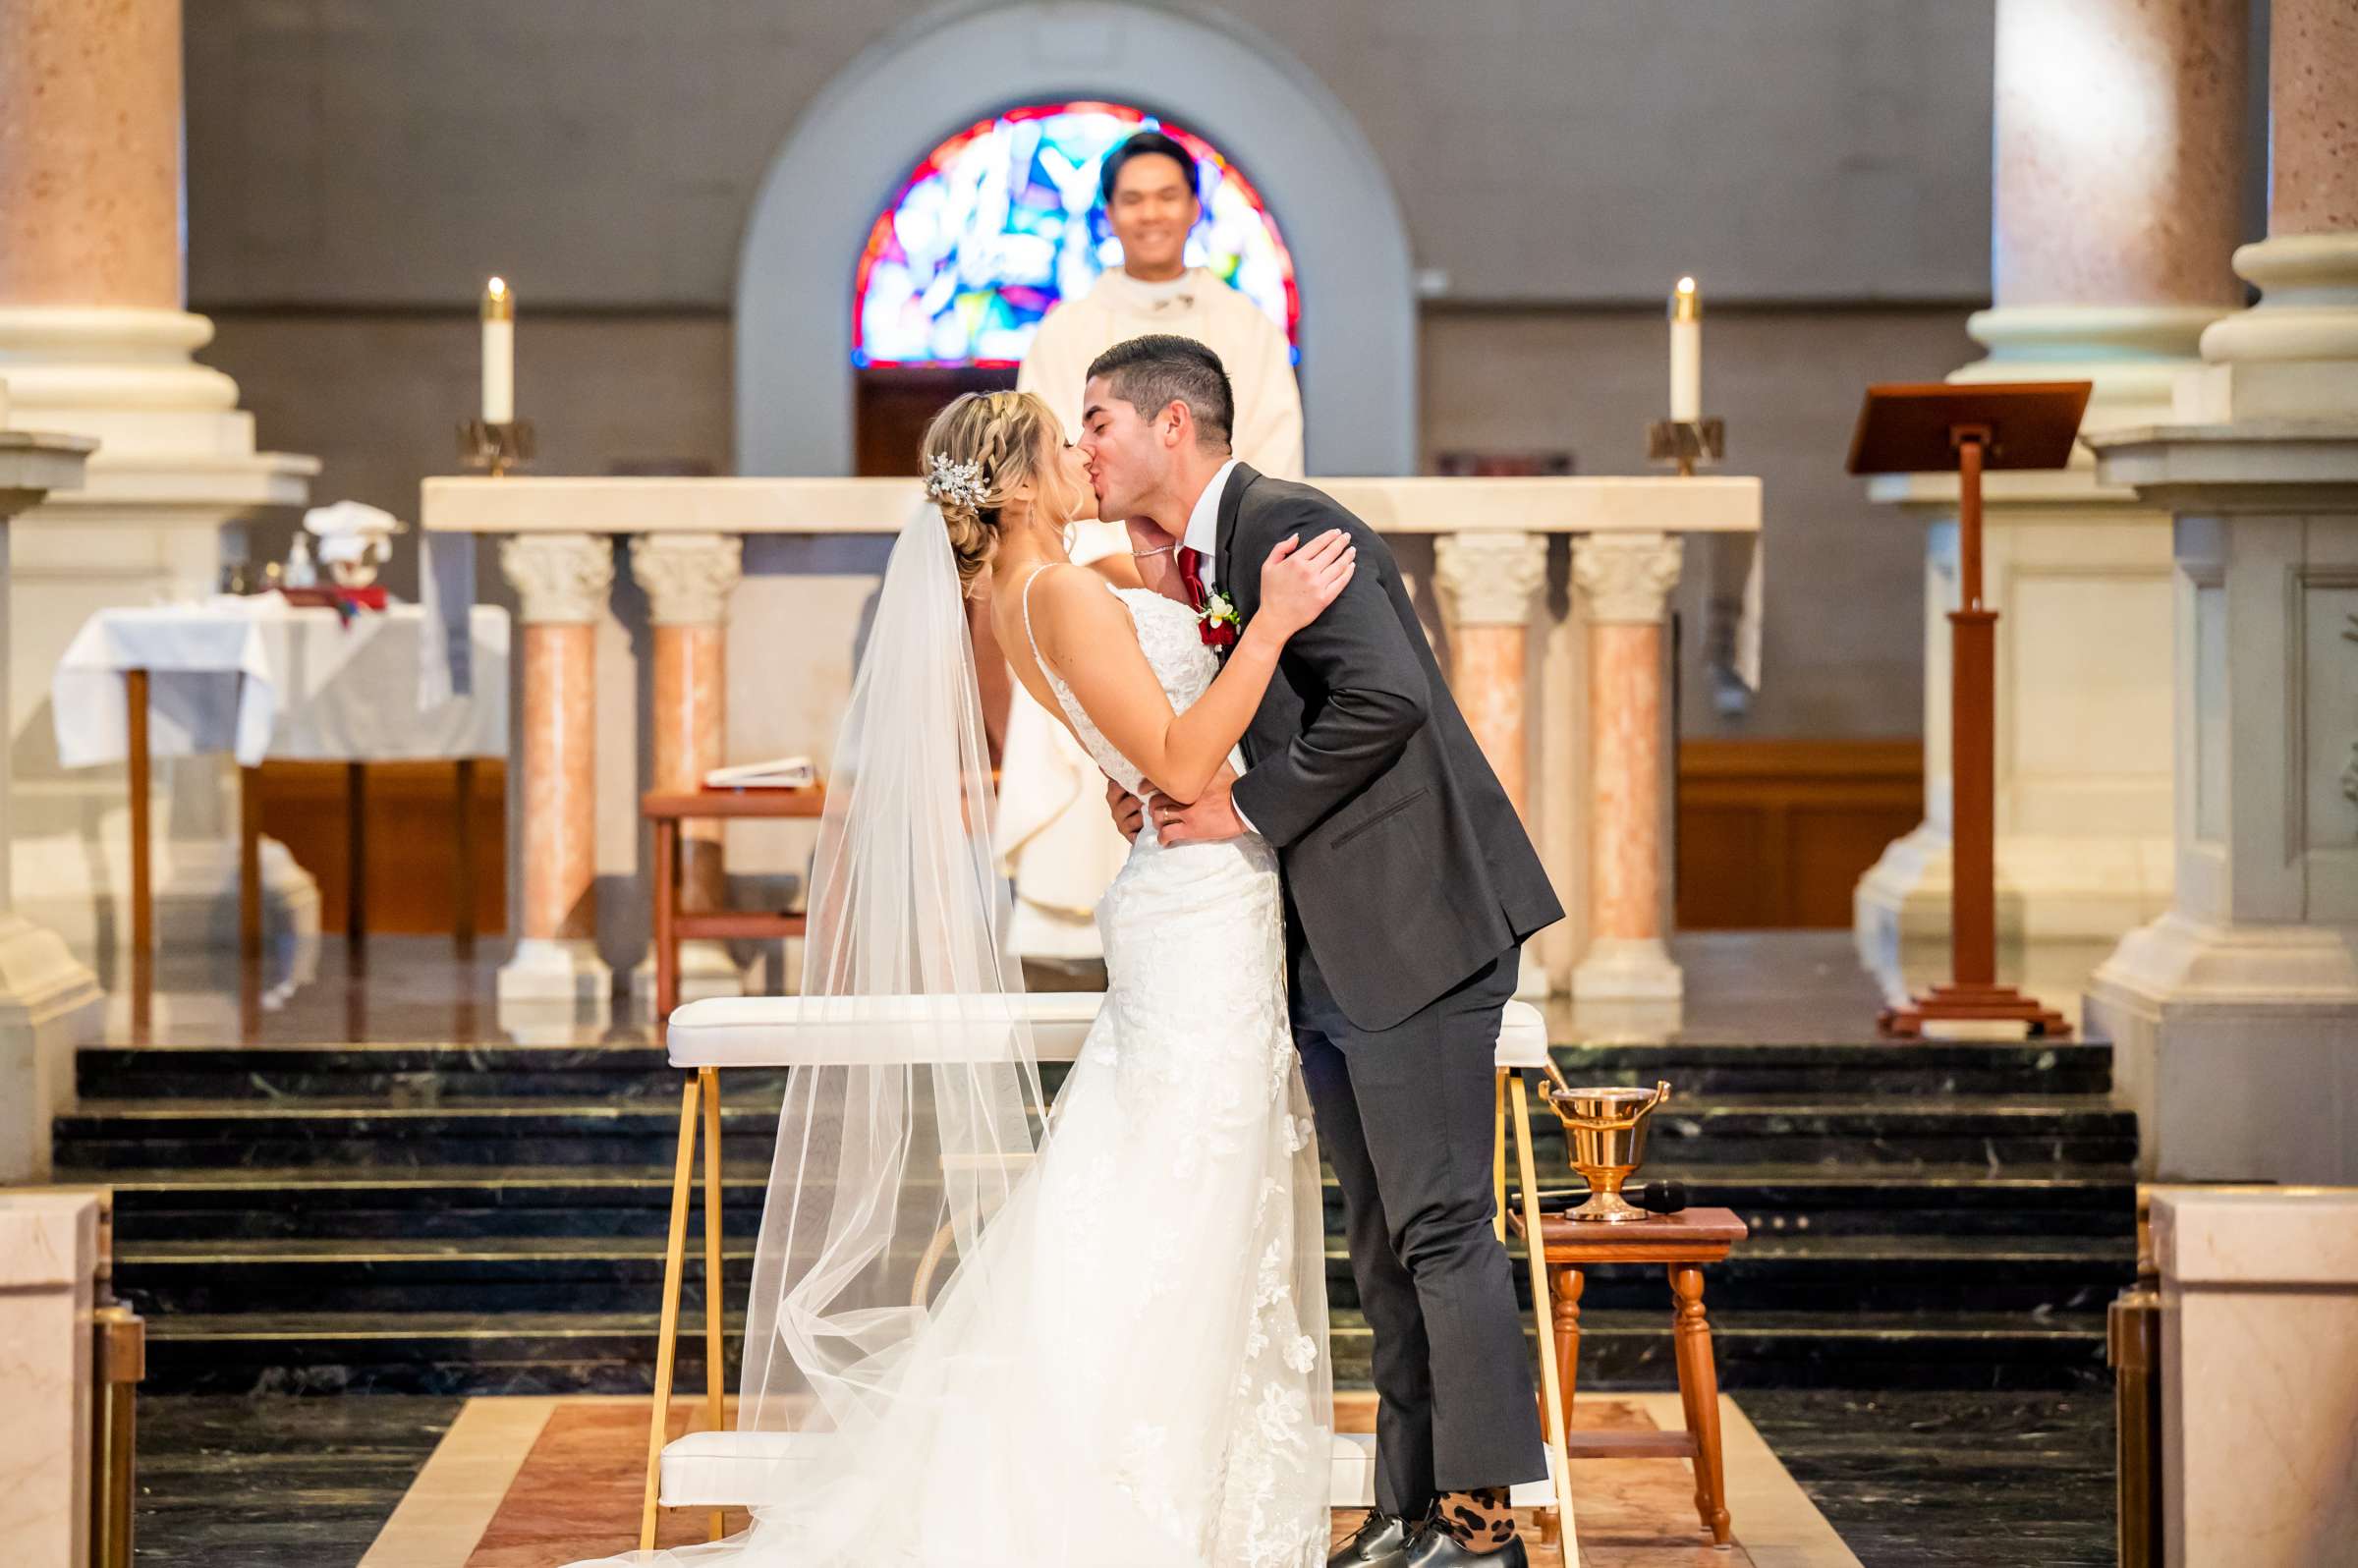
[854, 101, 1299, 368]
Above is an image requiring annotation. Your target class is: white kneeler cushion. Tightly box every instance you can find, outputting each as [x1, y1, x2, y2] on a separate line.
[655, 994, 1554, 1511]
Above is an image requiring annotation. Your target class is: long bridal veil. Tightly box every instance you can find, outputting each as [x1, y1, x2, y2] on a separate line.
[739, 508, 1043, 1430]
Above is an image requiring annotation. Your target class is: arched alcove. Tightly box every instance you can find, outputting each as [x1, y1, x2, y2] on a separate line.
[735, 0, 1415, 476]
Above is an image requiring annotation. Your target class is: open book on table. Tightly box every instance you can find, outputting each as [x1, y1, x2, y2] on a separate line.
[702, 756, 817, 790]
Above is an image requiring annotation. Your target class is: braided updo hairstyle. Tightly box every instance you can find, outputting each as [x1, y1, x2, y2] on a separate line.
[920, 389, 1064, 589]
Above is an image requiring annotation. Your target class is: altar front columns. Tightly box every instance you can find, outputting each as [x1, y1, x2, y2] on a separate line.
[630, 533, 745, 1005]
[1570, 532, 1683, 1003]
[497, 533, 615, 1013]
[1855, 0, 2249, 1016]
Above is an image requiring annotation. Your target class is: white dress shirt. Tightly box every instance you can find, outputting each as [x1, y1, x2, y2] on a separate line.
[1175, 457, 1258, 834]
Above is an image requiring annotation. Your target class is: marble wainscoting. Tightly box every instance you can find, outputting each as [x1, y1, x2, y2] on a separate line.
[2154, 1187, 2358, 1567]
[0, 1191, 99, 1564]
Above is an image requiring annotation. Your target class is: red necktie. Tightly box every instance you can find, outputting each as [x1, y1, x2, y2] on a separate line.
[1173, 546, 1235, 649]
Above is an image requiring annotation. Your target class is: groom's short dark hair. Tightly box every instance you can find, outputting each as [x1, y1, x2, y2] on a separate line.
[1087, 335, 1235, 451]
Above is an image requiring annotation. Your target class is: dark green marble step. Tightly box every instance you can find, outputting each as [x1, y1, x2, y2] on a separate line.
[74, 1039, 2113, 1101]
[137, 1304, 2110, 1397]
[51, 1093, 2137, 1169]
[75, 1159, 2134, 1243]
[110, 1230, 2134, 1317]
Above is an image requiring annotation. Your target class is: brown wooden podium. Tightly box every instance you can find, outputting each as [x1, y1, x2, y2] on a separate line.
[1848, 381, 2091, 1039]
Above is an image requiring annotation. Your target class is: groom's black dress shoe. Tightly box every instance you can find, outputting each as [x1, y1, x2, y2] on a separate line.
[1399, 1527, 1528, 1568]
[1328, 1511, 1418, 1568]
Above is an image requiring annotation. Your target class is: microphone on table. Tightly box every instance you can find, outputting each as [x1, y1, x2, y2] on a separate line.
[1528, 1180, 1690, 1216]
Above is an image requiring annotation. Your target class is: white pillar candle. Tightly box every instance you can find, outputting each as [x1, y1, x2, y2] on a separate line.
[1668, 276, 1701, 422]
[480, 277, 515, 423]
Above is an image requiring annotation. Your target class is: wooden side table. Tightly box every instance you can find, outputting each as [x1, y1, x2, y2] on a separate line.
[642, 787, 825, 1021]
[1510, 1204, 1749, 1548]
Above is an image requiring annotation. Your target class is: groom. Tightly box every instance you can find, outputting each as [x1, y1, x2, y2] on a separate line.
[1082, 335, 1563, 1568]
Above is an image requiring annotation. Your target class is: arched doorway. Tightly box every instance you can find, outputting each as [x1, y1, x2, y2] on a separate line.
[735, 0, 1414, 477]
[849, 99, 1301, 475]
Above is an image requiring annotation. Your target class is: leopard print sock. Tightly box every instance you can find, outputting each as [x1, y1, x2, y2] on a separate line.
[1432, 1487, 1517, 1553]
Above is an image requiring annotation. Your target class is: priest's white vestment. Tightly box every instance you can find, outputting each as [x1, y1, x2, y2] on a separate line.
[999, 266, 1304, 962]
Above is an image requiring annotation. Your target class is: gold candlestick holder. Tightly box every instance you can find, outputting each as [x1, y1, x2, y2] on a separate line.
[1647, 417, 1726, 478]
[460, 419, 537, 476]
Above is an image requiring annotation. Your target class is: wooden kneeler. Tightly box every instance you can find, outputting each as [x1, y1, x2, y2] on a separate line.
[641, 994, 1574, 1559]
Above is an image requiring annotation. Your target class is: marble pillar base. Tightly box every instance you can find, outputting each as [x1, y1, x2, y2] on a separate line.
[2188, 235, 2358, 421]
[0, 1192, 97, 1568]
[496, 937, 614, 1008]
[2084, 913, 2358, 1183]
[2154, 1187, 2358, 1568]
[1571, 935, 1683, 1002]
[10, 824, 321, 973]
[1855, 821, 2171, 1027]
[628, 940, 748, 1013]
[0, 913, 100, 1180]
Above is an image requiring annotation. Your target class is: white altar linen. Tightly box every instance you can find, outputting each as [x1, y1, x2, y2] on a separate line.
[53, 598, 510, 769]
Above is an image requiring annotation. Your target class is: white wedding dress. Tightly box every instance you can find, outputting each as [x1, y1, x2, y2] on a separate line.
[596, 580, 1330, 1568]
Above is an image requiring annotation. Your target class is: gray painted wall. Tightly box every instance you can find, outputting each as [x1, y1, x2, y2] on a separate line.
[184, 0, 1995, 308]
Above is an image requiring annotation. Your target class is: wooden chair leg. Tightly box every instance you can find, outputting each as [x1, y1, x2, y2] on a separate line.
[1671, 1263, 1731, 1547]
[1552, 1264, 1584, 1441]
[701, 1066, 726, 1541]
[641, 1074, 701, 1553]
[1510, 1074, 1581, 1565]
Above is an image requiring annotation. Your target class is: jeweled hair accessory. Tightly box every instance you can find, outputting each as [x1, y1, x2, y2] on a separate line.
[926, 453, 988, 512]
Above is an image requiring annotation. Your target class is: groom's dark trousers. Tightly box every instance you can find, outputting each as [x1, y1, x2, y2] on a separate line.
[1289, 927, 1542, 1515]
[1215, 461, 1562, 1513]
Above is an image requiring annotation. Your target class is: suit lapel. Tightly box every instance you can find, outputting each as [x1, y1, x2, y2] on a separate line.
[1214, 462, 1256, 608]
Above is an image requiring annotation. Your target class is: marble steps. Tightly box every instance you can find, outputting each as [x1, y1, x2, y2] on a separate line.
[134, 1304, 2111, 1397]
[73, 1039, 2114, 1102]
[73, 1159, 2136, 1243]
[107, 1230, 2135, 1319]
[51, 1093, 2139, 1170]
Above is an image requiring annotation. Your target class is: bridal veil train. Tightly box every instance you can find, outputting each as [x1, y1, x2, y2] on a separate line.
[569, 500, 1330, 1566]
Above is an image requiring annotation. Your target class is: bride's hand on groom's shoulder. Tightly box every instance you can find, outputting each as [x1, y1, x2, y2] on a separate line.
[1258, 529, 1357, 639]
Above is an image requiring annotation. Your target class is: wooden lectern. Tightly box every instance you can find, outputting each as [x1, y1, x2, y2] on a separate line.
[1848, 381, 2092, 1039]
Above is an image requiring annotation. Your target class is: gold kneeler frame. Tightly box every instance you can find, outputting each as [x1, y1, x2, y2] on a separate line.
[640, 1062, 1582, 1561]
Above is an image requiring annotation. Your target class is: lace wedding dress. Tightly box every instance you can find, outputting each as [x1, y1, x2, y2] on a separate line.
[592, 578, 1330, 1568]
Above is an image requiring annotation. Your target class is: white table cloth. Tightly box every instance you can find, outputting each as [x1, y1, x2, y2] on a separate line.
[53, 598, 510, 769]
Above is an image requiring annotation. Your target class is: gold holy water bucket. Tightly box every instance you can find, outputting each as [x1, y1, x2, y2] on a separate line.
[1544, 1080, 1673, 1222]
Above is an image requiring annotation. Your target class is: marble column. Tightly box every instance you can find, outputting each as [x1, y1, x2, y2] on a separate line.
[0, 0, 319, 965]
[0, 412, 103, 1180]
[1857, 0, 2250, 1018]
[2084, 7, 2358, 1184]
[1433, 532, 1546, 814]
[1570, 532, 1683, 1002]
[1435, 531, 1549, 996]
[0, 1192, 97, 1564]
[2185, 0, 2358, 420]
[631, 533, 745, 1005]
[497, 534, 615, 1012]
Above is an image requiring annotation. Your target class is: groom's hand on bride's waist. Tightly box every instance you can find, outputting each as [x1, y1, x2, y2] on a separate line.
[1106, 778, 1147, 838]
[1153, 768, 1248, 846]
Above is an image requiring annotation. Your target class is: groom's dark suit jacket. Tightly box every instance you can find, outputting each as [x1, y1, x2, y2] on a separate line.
[1219, 464, 1563, 1032]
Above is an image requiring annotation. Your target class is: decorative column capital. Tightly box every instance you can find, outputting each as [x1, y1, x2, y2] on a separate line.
[1572, 532, 1682, 625]
[498, 532, 614, 626]
[631, 532, 744, 627]
[1433, 530, 1546, 628]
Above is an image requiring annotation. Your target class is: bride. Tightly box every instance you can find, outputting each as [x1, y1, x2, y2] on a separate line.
[582, 388, 1357, 1568]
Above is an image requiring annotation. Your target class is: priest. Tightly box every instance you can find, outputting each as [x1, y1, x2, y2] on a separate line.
[997, 128, 1306, 967]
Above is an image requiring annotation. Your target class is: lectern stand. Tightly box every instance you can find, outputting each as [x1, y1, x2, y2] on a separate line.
[1849, 382, 2091, 1039]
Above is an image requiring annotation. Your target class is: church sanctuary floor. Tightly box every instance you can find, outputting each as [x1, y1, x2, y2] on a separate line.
[74, 933, 2126, 1565]
[129, 1389, 2113, 1568]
